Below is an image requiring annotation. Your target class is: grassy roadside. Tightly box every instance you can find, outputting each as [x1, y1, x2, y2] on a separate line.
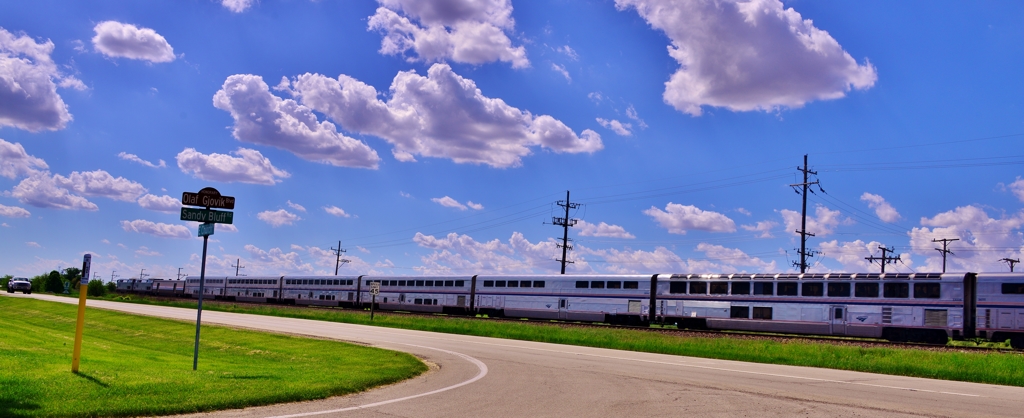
[0, 297, 426, 417]
[90, 294, 1024, 387]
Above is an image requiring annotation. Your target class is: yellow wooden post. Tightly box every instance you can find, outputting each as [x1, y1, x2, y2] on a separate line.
[72, 254, 91, 373]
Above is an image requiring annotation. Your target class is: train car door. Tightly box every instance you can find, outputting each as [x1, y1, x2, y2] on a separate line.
[831, 305, 847, 335]
[558, 298, 569, 320]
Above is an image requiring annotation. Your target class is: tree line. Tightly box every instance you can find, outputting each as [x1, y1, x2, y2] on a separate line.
[2, 271, 117, 296]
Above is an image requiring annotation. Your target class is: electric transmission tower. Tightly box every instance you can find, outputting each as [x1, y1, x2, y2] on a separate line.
[1000, 258, 1020, 272]
[865, 245, 901, 273]
[331, 241, 350, 275]
[932, 238, 958, 273]
[232, 259, 245, 276]
[551, 190, 580, 274]
[790, 154, 820, 273]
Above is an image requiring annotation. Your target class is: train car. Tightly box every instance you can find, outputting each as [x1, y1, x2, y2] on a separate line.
[654, 272, 965, 343]
[975, 272, 1024, 347]
[166, 271, 1024, 347]
[151, 279, 187, 296]
[115, 278, 154, 292]
[183, 276, 227, 297]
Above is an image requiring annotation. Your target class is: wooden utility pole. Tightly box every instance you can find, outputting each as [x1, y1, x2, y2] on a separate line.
[1000, 258, 1020, 272]
[865, 245, 901, 273]
[331, 241, 349, 275]
[232, 259, 245, 276]
[790, 155, 819, 273]
[552, 190, 580, 274]
[932, 238, 958, 273]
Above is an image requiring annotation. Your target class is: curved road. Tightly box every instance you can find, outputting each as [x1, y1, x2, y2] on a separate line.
[14, 293, 1024, 417]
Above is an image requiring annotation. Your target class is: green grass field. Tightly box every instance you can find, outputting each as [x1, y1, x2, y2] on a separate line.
[0, 297, 427, 417]
[93, 295, 1024, 387]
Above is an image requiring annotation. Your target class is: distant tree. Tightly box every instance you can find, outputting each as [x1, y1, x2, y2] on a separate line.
[105, 281, 117, 293]
[1, 275, 11, 290]
[87, 280, 106, 297]
[45, 270, 64, 293]
[31, 274, 47, 292]
[63, 267, 82, 290]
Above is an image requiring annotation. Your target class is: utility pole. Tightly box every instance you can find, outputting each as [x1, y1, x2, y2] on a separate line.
[551, 190, 580, 274]
[111, 270, 118, 282]
[231, 259, 245, 276]
[331, 241, 349, 275]
[1000, 258, 1020, 272]
[139, 268, 148, 280]
[932, 238, 958, 273]
[865, 245, 901, 273]
[790, 154, 819, 273]
[177, 268, 187, 281]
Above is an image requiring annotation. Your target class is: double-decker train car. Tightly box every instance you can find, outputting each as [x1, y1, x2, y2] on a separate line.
[173, 271, 1024, 347]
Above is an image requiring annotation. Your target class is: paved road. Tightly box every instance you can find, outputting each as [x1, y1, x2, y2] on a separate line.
[13, 293, 1024, 417]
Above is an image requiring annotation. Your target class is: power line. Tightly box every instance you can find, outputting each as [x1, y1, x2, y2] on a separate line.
[865, 245, 901, 273]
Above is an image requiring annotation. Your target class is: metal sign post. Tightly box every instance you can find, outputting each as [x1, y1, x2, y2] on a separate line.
[370, 281, 380, 320]
[72, 254, 91, 373]
[180, 187, 233, 371]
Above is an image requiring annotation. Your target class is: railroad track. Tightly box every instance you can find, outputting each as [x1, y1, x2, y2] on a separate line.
[127, 294, 1022, 354]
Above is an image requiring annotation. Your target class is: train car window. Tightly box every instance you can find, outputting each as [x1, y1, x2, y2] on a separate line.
[445, 280, 455, 287]
[426, 280, 434, 286]
[415, 280, 424, 286]
[689, 282, 707, 294]
[534, 281, 545, 288]
[507, 280, 519, 288]
[753, 307, 773, 320]
[914, 283, 941, 299]
[624, 281, 639, 289]
[483, 280, 494, 287]
[710, 282, 728, 294]
[496, 280, 507, 287]
[802, 282, 824, 296]
[591, 281, 605, 289]
[777, 282, 798, 296]
[856, 283, 879, 297]
[520, 281, 532, 288]
[731, 282, 750, 295]
[348, 280, 354, 285]
[1002, 283, 1024, 294]
[882, 283, 907, 298]
[435, 280, 444, 287]
[827, 282, 851, 297]
[392, 280, 400, 286]
[414, 298, 422, 304]
[607, 281, 622, 289]
[303, 279, 310, 285]
[576, 281, 589, 288]
[753, 282, 773, 295]
[455, 280, 465, 287]
[730, 306, 749, 319]
[398, 280, 406, 286]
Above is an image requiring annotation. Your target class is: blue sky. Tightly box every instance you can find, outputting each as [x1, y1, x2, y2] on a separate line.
[2, 0, 1023, 281]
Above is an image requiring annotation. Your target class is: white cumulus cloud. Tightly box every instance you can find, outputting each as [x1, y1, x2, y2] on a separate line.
[137, 194, 180, 213]
[860, 192, 901, 223]
[741, 220, 778, 238]
[908, 205, 1024, 272]
[577, 220, 635, 239]
[9, 172, 98, 210]
[0, 138, 48, 178]
[176, 147, 289, 185]
[323, 205, 352, 218]
[780, 205, 848, 237]
[286, 200, 306, 212]
[551, 63, 571, 82]
[120, 219, 191, 239]
[696, 243, 776, 271]
[615, 0, 877, 116]
[1007, 177, 1024, 203]
[118, 152, 166, 168]
[257, 209, 301, 227]
[213, 74, 381, 169]
[431, 195, 482, 211]
[0, 203, 30, 218]
[52, 170, 147, 202]
[644, 203, 736, 234]
[221, 0, 254, 13]
[288, 63, 602, 168]
[92, 21, 175, 63]
[595, 118, 632, 136]
[368, 0, 528, 68]
[0, 28, 84, 132]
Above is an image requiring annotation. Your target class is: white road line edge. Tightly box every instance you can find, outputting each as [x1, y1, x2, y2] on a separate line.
[268, 344, 488, 418]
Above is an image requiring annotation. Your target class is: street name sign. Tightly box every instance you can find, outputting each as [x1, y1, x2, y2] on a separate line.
[198, 222, 215, 237]
[181, 207, 234, 224]
[182, 187, 235, 210]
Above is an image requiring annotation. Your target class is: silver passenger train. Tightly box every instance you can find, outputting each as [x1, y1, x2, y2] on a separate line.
[122, 271, 1024, 348]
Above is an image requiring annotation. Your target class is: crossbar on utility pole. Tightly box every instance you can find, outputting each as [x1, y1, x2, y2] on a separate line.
[331, 241, 349, 275]
[865, 245, 901, 273]
[231, 259, 245, 276]
[1000, 258, 1020, 272]
[932, 238, 958, 273]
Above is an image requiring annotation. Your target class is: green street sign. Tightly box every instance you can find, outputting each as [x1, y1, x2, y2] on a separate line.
[198, 222, 215, 237]
[181, 207, 234, 224]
